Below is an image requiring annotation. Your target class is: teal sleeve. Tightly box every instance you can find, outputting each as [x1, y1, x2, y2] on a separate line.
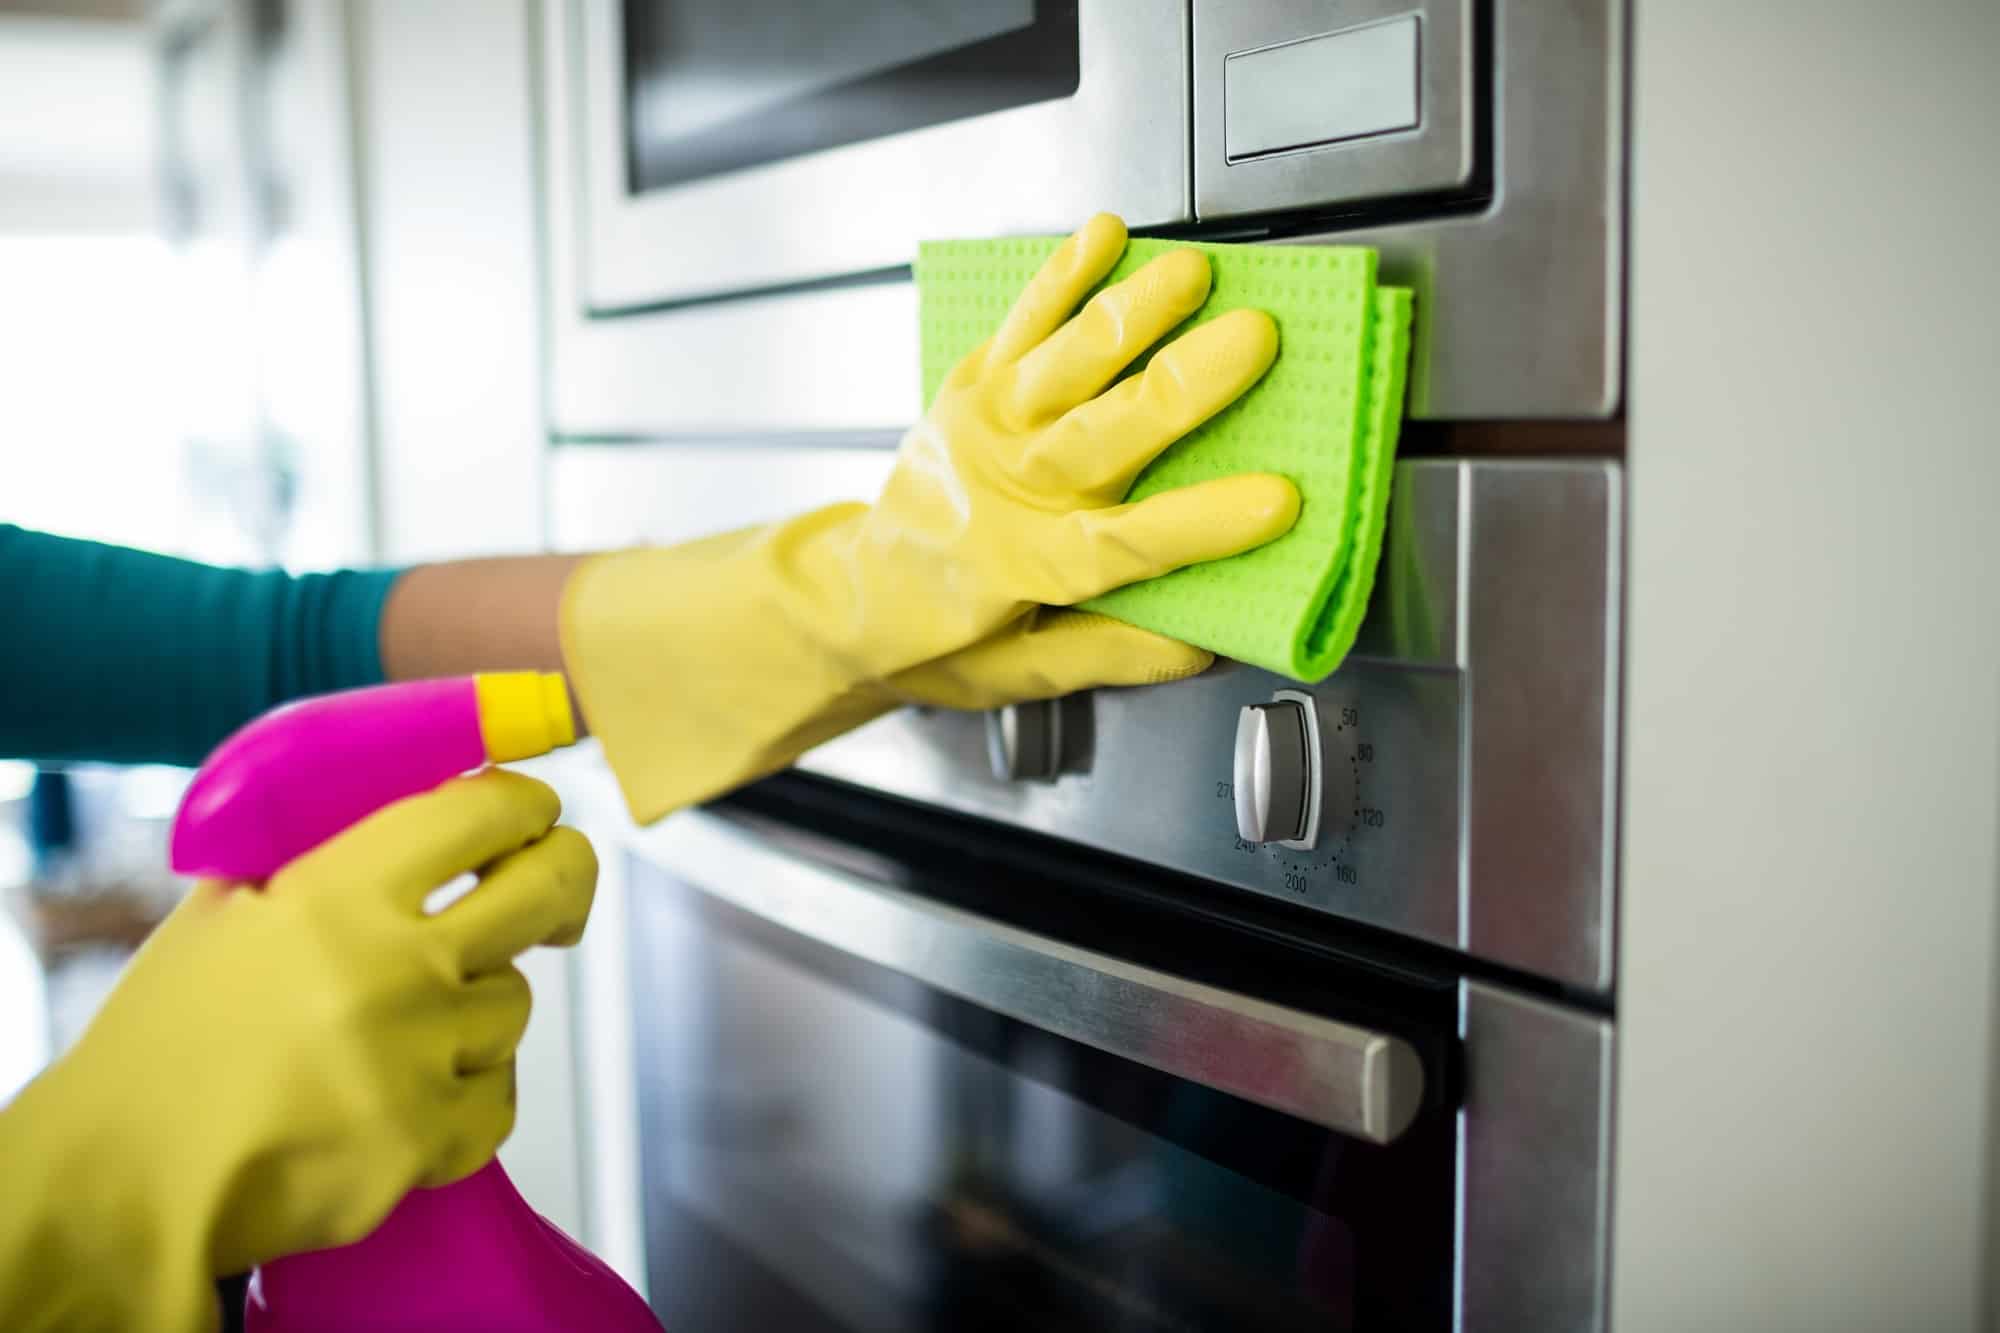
[0, 525, 404, 767]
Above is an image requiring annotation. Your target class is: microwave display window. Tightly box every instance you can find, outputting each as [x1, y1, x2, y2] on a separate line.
[622, 0, 1081, 193]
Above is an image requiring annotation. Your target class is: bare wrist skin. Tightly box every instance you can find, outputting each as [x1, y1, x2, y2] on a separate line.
[378, 555, 588, 730]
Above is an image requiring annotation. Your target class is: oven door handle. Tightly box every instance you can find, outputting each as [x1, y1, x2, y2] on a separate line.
[646, 810, 1426, 1145]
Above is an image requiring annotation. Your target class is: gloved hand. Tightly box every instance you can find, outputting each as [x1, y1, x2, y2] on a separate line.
[885, 606, 1217, 707]
[0, 769, 596, 1333]
[564, 213, 1299, 821]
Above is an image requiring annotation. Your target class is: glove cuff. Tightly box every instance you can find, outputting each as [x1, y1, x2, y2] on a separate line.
[559, 507, 898, 824]
[0, 1059, 222, 1332]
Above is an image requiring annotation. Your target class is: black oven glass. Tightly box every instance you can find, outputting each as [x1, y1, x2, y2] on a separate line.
[622, 0, 1081, 193]
[627, 854, 1454, 1331]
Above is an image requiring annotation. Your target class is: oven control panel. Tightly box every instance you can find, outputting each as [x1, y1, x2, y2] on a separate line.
[1212, 668, 1456, 936]
[801, 460, 1620, 993]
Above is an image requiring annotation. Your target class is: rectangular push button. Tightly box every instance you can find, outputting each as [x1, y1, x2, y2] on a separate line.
[1225, 16, 1421, 161]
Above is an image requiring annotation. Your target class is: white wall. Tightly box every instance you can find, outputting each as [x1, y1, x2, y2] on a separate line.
[351, 0, 545, 564]
[0, 14, 156, 232]
[1616, 3, 2000, 1329]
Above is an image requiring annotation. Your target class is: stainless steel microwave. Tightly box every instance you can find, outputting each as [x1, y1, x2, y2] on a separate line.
[542, 0, 1622, 432]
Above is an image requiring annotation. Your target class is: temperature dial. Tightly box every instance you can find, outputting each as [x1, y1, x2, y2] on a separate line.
[1234, 690, 1323, 849]
[986, 701, 1063, 782]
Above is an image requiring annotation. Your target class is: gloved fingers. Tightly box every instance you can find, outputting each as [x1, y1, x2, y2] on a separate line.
[889, 610, 1213, 709]
[334, 770, 562, 913]
[423, 1063, 516, 1188]
[1039, 472, 1301, 603]
[983, 212, 1127, 366]
[1007, 248, 1212, 426]
[1026, 308, 1279, 497]
[428, 825, 598, 977]
[453, 965, 534, 1075]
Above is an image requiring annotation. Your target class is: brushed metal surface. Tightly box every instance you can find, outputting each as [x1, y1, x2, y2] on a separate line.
[1463, 461, 1621, 989]
[539, 0, 1620, 431]
[1459, 980, 1612, 1331]
[1223, 15, 1422, 160]
[1199, 0, 1474, 202]
[571, 0, 1191, 309]
[813, 655, 1466, 956]
[539, 7, 918, 436]
[1247, 0, 1625, 420]
[804, 457, 1620, 991]
[639, 808, 1428, 1144]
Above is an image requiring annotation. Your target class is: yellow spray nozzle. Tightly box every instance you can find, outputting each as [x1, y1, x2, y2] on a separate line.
[474, 672, 577, 763]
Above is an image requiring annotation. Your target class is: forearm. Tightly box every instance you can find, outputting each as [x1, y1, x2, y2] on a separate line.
[0, 524, 589, 767]
[378, 554, 587, 725]
[0, 526, 396, 766]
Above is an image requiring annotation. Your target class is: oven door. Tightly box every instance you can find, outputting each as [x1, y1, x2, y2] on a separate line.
[570, 0, 1190, 310]
[625, 804, 1463, 1331]
[623, 799, 1613, 1330]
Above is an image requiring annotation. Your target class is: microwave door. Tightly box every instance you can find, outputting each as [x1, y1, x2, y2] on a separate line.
[574, 0, 1191, 310]
[624, 3, 1078, 195]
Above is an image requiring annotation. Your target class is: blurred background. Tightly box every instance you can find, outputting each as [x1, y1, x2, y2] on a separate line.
[4, 2, 1997, 1328]
[0, 0, 568, 1230]
[1, 0, 348, 1099]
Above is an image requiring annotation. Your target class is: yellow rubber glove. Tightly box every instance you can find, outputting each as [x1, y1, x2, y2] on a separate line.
[0, 770, 596, 1333]
[886, 606, 1217, 707]
[564, 213, 1300, 822]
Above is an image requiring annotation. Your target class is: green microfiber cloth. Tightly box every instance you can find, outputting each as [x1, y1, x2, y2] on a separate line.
[917, 236, 1413, 683]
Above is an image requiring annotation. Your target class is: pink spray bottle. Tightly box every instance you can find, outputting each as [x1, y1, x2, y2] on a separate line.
[169, 672, 659, 1333]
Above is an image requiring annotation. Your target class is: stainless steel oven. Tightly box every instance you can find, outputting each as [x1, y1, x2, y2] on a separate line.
[550, 447, 1618, 1330]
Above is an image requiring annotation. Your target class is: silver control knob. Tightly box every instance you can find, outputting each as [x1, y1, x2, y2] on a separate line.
[1233, 693, 1322, 848]
[987, 701, 1063, 782]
